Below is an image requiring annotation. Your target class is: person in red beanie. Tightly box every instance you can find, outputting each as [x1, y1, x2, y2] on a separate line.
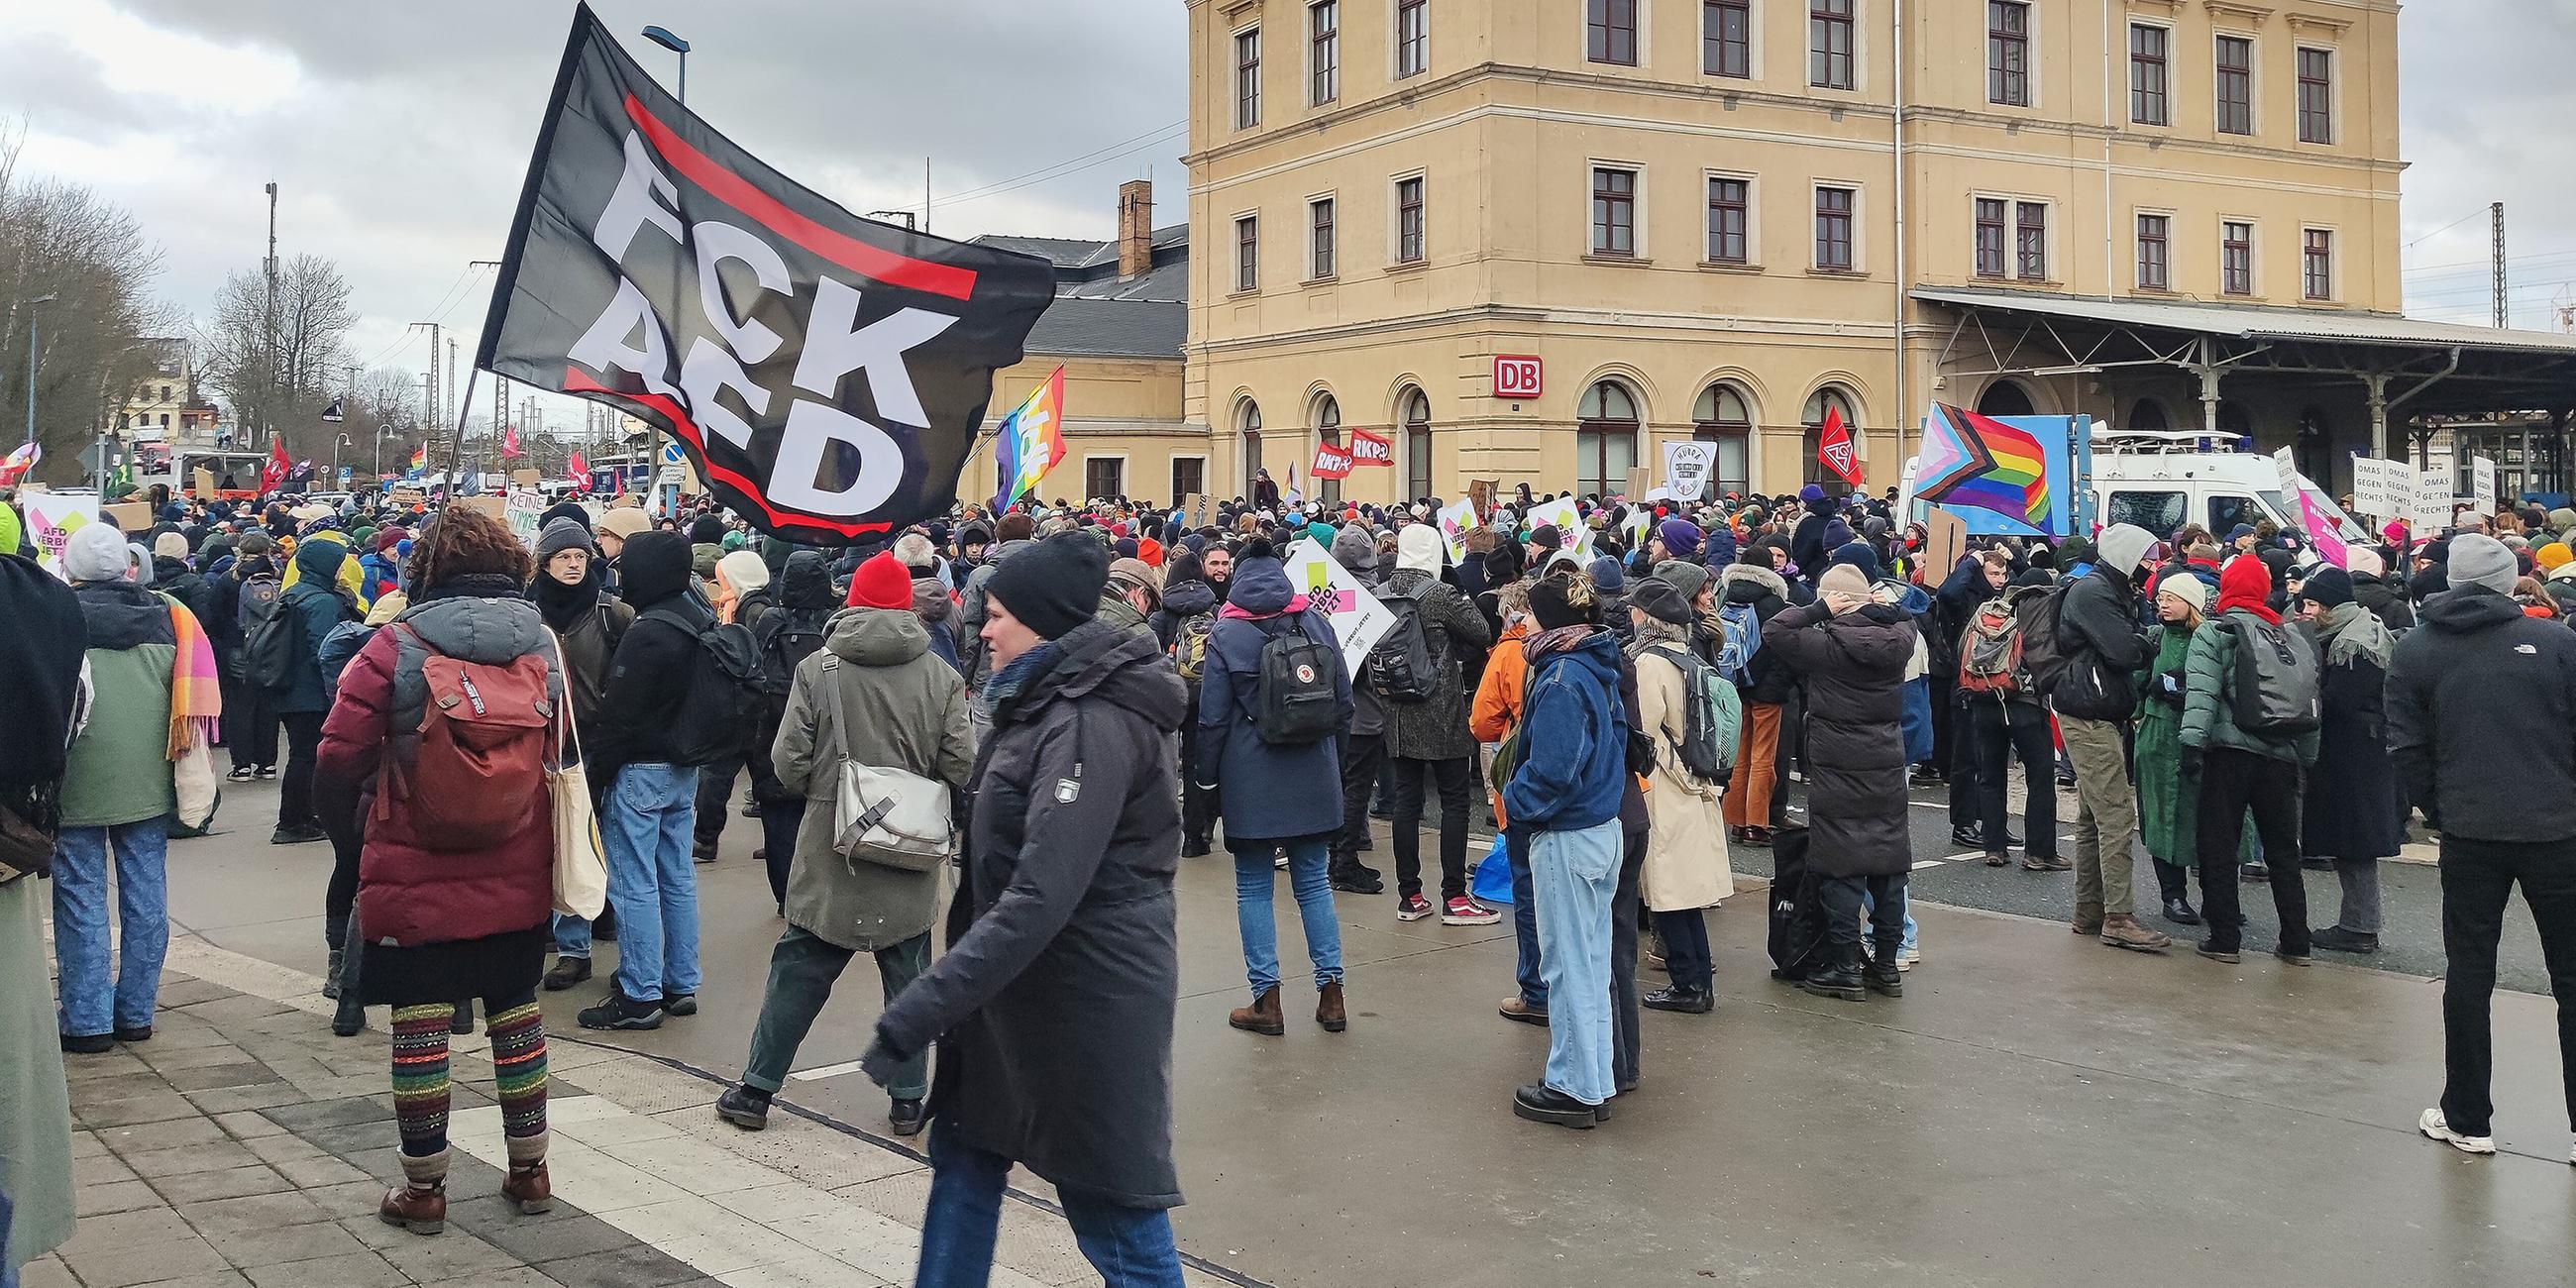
[1136, 536, 1164, 569]
[2179, 554, 2319, 965]
[847, 549, 912, 609]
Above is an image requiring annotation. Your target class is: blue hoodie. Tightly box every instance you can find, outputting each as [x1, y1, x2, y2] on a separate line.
[1502, 630, 1629, 830]
[1196, 554, 1352, 842]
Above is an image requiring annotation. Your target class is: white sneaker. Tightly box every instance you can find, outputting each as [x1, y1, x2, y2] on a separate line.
[1898, 946, 1920, 972]
[2419, 1108, 2496, 1155]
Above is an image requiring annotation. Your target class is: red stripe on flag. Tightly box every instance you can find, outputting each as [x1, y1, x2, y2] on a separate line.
[621, 93, 977, 302]
[563, 368, 890, 538]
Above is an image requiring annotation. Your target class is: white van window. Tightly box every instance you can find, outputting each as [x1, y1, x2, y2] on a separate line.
[2105, 490, 2187, 538]
[2208, 494, 2265, 538]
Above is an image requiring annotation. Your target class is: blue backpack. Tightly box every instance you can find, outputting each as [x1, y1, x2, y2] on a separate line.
[1715, 600, 1764, 688]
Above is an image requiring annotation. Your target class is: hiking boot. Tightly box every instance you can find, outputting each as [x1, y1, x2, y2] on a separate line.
[1985, 850, 2010, 867]
[715, 1085, 772, 1130]
[542, 956, 591, 992]
[269, 823, 327, 845]
[2023, 855, 2073, 871]
[1180, 834, 1212, 858]
[1801, 964, 1866, 1002]
[661, 993, 698, 1017]
[378, 1184, 446, 1235]
[2163, 897, 2202, 926]
[114, 1025, 153, 1043]
[2071, 908, 2104, 936]
[2099, 915, 2172, 952]
[1395, 894, 1435, 921]
[1863, 956, 1904, 997]
[890, 1098, 926, 1136]
[1511, 1083, 1600, 1129]
[2311, 925, 2379, 954]
[502, 1163, 553, 1215]
[1498, 997, 1549, 1026]
[1642, 986, 1713, 1014]
[1229, 986, 1284, 1036]
[322, 949, 345, 1001]
[2195, 939, 2242, 964]
[58, 1033, 113, 1055]
[2418, 1108, 2496, 1155]
[1316, 982, 1347, 1032]
[577, 990, 665, 1031]
[1442, 896, 1501, 926]
[1328, 863, 1384, 895]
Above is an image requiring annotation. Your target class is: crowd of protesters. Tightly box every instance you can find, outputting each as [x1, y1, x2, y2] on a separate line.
[7, 468, 2576, 1287]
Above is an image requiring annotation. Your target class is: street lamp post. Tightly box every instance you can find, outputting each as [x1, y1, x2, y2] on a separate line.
[641, 25, 691, 103]
[17, 292, 54, 454]
[332, 432, 351, 487]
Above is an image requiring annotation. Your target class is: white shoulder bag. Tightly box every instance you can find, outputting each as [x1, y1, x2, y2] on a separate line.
[547, 631, 609, 918]
[819, 655, 956, 873]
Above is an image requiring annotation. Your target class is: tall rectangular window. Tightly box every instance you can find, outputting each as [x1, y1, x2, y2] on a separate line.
[1309, 2, 1340, 105]
[1815, 185, 1854, 270]
[2136, 213, 2170, 290]
[2304, 228, 2333, 300]
[2222, 220, 2253, 295]
[2129, 24, 2168, 125]
[2298, 48, 2333, 143]
[1234, 215, 1259, 291]
[1309, 198, 1337, 277]
[1811, 0, 1855, 89]
[1396, 176, 1426, 264]
[1591, 166, 1637, 256]
[2014, 201, 2048, 280]
[1234, 29, 1262, 129]
[2215, 36, 2253, 135]
[1396, 0, 1429, 78]
[1974, 199, 2006, 278]
[1705, 0, 1751, 78]
[1587, 0, 1638, 65]
[1987, 2, 2029, 106]
[1707, 176, 1749, 264]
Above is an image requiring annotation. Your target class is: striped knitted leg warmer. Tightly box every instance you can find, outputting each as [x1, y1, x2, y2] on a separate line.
[487, 997, 550, 1169]
[389, 1004, 455, 1188]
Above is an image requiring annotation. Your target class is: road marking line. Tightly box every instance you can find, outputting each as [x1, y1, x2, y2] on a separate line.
[787, 1060, 869, 1083]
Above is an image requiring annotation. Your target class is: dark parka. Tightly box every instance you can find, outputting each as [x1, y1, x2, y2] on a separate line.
[872, 618, 1189, 1209]
[2179, 610, 2320, 765]
[2387, 587, 2576, 843]
[1374, 565, 1491, 761]
[2053, 561, 2149, 721]
[1761, 600, 1917, 877]
[273, 539, 359, 714]
[2300, 608, 2404, 861]
[1196, 557, 1352, 842]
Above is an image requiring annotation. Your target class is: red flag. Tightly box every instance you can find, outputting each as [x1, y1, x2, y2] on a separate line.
[567, 450, 590, 485]
[1348, 427, 1393, 467]
[259, 439, 290, 492]
[500, 424, 524, 459]
[1816, 405, 1864, 487]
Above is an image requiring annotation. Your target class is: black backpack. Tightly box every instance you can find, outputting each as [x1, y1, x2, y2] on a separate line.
[643, 605, 766, 765]
[1365, 581, 1441, 703]
[1766, 825, 1828, 982]
[2228, 612, 2322, 735]
[1254, 623, 1342, 747]
[240, 584, 300, 692]
[753, 606, 829, 697]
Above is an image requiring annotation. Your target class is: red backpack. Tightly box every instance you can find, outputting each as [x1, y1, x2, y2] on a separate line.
[381, 625, 554, 848]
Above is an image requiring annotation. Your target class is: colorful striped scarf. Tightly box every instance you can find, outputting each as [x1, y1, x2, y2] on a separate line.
[161, 596, 222, 759]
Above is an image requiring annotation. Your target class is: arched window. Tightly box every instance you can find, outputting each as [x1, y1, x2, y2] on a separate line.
[2296, 405, 2332, 485]
[1692, 382, 1754, 498]
[1402, 388, 1433, 502]
[1801, 386, 1858, 487]
[1312, 393, 1342, 506]
[1576, 380, 1640, 499]
[1237, 400, 1263, 496]
[2127, 398, 2172, 432]
[1976, 380, 2036, 417]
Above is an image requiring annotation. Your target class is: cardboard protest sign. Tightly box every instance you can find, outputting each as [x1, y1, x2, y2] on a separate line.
[1282, 536, 1395, 674]
[452, 495, 506, 524]
[505, 488, 549, 549]
[1923, 506, 1969, 581]
[512, 469, 543, 487]
[103, 502, 152, 533]
[1467, 479, 1497, 515]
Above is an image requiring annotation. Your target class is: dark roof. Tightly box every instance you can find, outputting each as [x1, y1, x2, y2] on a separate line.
[1020, 296, 1185, 360]
[970, 223, 1189, 303]
[1060, 258, 1186, 302]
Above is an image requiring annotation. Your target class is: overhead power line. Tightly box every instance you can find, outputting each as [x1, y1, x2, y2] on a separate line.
[931, 120, 1189, 212]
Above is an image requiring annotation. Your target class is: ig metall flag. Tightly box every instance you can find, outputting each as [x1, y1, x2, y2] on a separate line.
[477, 4, 1055, 543]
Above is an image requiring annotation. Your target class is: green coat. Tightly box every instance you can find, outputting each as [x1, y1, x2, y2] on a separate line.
[2181, 609, 2321, 766]
[2135, 623, 2258, 868]
[0, 877, 75, 1272]
[61, 582, 177, 828]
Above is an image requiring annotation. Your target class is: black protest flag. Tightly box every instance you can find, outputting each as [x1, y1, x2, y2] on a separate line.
[476, 4, 1054, 543]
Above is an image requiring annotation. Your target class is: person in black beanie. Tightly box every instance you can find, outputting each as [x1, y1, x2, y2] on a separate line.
[981, 533, 1109, 642]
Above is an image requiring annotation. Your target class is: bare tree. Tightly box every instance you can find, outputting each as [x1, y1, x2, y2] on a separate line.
[196, 253, 358, 461]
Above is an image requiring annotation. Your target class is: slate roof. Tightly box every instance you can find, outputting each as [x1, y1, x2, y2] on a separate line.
[1020, 296, 1187, 360]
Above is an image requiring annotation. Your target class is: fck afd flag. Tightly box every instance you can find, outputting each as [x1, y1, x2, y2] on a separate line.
[477, 4, 1054, 543]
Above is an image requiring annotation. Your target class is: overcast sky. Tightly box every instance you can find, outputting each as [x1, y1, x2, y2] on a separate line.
[2, 0, 2567, 431]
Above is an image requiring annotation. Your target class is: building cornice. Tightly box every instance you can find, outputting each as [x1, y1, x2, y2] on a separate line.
[1187, 302, 1897, 356]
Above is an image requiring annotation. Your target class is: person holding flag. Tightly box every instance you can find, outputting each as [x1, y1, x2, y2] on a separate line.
[990, 368, 1066, 513]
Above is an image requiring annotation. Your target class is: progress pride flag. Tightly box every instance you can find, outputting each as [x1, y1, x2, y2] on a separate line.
[476, 4, 1053, 541]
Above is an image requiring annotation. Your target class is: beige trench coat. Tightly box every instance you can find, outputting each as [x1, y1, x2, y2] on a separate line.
[1633, 639, 1735, 912]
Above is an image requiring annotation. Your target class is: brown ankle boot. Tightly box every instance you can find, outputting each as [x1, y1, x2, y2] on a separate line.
[503, 1162, 554, 1215]
[1228, 986, 1284, 1035]
[2099, 914, 2173, 953]
[378, 1184, 445, 1235]
[1315, 982, 1347, 1032]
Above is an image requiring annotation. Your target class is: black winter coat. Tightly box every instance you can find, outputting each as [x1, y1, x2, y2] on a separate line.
[2053, 565, 2148, 721]
[1375, 568, 1490, 761]
[2351, 571, 2415, 632]
[1763, 601, 1917, 877]
[2388, 587, 2576, 844]
[587, 536, 714, 791]
[2301, 644, 2403, 861]
[875, 618, 1189, 1208]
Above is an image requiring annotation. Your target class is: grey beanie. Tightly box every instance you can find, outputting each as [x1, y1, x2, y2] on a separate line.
[2449, 533, 2519, 595]
[62, 523, 130, 583]
[1653, 558, 1711, 603]
[536, 517, 594, 561]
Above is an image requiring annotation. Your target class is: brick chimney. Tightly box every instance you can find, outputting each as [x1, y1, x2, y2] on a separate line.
[1117, 179, 1154, 279]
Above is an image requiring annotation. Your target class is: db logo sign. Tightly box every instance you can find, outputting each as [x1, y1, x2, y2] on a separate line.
[1493, 355, 1543, 400]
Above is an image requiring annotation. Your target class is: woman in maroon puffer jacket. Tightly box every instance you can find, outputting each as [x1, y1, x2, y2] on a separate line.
[315, 507, 562, 1237]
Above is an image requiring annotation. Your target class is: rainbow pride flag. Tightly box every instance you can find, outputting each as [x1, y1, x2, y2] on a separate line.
[407, 443, 427, 476]
[991, 366, 1066, 512]
[1916, 402, 2055, 531]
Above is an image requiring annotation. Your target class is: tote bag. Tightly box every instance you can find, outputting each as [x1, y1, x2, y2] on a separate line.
[547, 633, 608, 919]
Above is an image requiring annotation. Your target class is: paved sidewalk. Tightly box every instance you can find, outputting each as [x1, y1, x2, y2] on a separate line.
[22, 937, 1244, 1288]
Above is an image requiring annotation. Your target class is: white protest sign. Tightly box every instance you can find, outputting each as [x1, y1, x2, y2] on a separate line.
[2272, 446, 2301, 492]
[1523, 495, 1596, 563]
[19, 491, 100, 581]
[1662, 441, 1714, 501]
[1282, 536, 1396, 675]
[2347, 456, 2394, 520]
[1624, 505, 1651, 549]
[2414, 468, 2452, 535]
[1434, 497, 1481, 567]
[2472, 456, 2498, 515]
[504, 488, 548, 550]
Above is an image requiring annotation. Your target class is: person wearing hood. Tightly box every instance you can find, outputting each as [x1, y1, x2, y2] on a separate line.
[311, 506, 561, 1235]
[956, 510, 1039, 689]
[1152, 550, 1227, 859]
[2049, 522, 2171, 953]
[1716, 556, 1793, 845]
[1502, 576, 1631, 1128]
[951, 518, 994, 589]
[859, 535, 1191, 1283]
[2345, 545, 2415, 632]
[1787, 484, 1836, 586]
[578, 530, 713, 1032]
[360, 527, 407, 602]
[272, 534, 362, 845]
[1763, 563, 1918, 1003]
[51, 523, 186, 1055]
[690, 549, 775, 866]
[887, 536, 962, 674]
[1588, 556, 1631, 645]
[734, 548, 844, 910]
[2293, 568, 2403, 956]
[1197, 538, 1355, 1037]
[1380, 524, 1498, 925]
[2389, 534, 2576, 1158]
[1628, 577, 1730, 1015]
[532, 518, 635, 995]
[2180, 555, 2320, 966]
[714, 551, 974, 1141]
[1326, 526, 1389, 895]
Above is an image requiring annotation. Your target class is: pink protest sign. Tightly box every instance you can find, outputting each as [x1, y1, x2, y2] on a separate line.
[2299, 491, 2348, 569]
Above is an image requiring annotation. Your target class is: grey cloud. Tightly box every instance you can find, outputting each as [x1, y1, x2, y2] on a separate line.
[0, 30, 157, 142]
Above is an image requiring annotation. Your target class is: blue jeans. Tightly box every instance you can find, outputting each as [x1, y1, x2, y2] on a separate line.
[916, 1120, 1183, 1288]
[600, 763, 700, 1001]
[1862, 886, 1919, 955]
[52, 819, 170, 1037]
[553, 912, 590, 959]
[1507, 824, 1545, 1009]
[1530, 819, 1619, 1107]
[1230, 834, 1342, 1000]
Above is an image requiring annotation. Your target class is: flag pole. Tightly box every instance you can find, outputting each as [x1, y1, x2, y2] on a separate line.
[441, 368, 481, 496]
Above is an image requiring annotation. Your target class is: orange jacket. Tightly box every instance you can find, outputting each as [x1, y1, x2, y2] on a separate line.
[1471, 619, 1530, 823]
